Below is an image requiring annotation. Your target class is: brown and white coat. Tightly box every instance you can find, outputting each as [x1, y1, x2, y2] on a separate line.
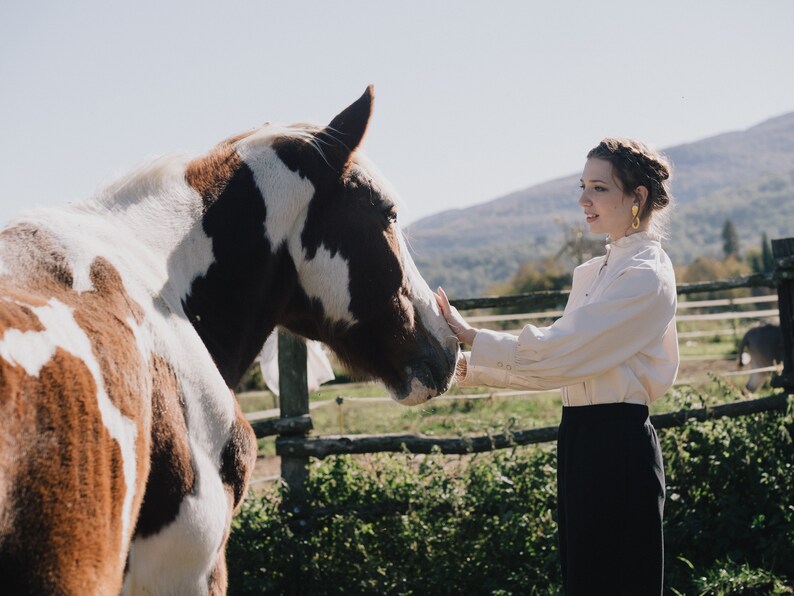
[0, 88, 457, 594]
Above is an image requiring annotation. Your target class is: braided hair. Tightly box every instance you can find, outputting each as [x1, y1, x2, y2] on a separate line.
[587, 138, 673, 239]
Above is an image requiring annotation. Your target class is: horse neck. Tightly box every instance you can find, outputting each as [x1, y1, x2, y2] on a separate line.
[177, 146, 315, 389]
[77, 150, 311, 388]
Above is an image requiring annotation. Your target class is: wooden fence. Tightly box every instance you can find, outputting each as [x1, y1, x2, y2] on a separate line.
[256, 237, 794, 502]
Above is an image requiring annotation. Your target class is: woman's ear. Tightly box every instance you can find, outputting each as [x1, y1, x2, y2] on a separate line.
[634, 185, 649, 210]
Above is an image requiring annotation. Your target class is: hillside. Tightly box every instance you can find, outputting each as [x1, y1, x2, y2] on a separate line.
[668, 167, 794, 261]
[406, 112, 794, 296]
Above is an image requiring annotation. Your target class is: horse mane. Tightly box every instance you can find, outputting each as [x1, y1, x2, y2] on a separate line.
[80, 121, 401, 216]
[80, 124, 322, 213]
[85, 155, 194, 211]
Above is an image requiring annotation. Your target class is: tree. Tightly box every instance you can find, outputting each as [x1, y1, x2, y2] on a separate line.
[749, 233, 776, 274]
[511, 257, 572, 294]
[761, 232, 775, 272]
[680, 255, 751, 302]
[721, 219, 740, 260]
[555, 222, 605, 267]
[486, 256, 573, 323]
[745, 234, 777, 297]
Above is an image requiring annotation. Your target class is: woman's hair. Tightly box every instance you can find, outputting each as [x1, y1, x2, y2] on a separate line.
[587, 138, 673, 239]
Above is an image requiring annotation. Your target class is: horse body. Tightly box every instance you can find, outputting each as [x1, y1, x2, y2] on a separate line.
[738, 323, 783, 392]
[0, 87, 457, 593]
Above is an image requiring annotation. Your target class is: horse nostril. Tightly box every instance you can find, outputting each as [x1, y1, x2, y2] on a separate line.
[411, 357, 453, 395]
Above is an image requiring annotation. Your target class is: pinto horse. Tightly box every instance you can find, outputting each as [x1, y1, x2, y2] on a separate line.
[0, 87, 457, 594]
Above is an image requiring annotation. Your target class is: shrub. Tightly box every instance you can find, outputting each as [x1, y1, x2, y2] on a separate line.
[687, 558, 793, 595]
[228, 393, 793, 595]
[662, 392, 794, 593]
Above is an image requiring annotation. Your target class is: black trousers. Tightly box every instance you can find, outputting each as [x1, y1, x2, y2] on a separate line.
[557, 403, 665, 595]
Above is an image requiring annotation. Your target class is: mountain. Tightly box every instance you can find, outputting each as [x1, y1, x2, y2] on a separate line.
[406, 112, 794, 297]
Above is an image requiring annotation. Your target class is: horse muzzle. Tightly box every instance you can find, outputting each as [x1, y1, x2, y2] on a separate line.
[390, 349, 457, 406]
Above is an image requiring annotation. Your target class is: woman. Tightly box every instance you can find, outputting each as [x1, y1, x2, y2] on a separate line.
[436, 138, 678, 595]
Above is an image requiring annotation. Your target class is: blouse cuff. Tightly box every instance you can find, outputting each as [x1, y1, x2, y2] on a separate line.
[462, 328, 518, 387]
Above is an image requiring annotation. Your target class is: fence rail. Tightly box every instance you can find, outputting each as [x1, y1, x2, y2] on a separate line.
[269, 238, 794, 501]
[275, 393, 789, 458]
[465, 293, 779, 324]
[449, 270, 781, 312]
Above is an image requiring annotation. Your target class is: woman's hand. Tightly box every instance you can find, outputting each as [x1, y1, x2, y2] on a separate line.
[434, 287, 478, 345]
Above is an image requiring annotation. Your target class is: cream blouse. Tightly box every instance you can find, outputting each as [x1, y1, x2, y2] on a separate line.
[459, 232, 679, 406]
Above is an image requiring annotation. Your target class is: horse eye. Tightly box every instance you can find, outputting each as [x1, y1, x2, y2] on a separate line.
[384, 208, 397, 225]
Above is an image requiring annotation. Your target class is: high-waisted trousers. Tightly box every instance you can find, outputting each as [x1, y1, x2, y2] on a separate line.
[557, 403, 665, 595]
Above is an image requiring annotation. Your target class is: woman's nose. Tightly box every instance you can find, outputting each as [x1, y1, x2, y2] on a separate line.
[578, 192, 590, 207]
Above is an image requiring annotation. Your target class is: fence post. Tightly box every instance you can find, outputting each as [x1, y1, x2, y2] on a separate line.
[771, 238, 794, 394]
[277, 329, 310, 504]
[276, 330, 309, 596]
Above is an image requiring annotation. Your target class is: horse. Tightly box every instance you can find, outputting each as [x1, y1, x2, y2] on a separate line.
[0, 86, 458, 594]
[737, 323, 783, 392]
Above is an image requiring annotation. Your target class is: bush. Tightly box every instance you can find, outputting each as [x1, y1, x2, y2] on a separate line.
[228, 393, 794, 595]
[229, 447, 561, 595]
[662, 392, 794, 593]
[688, 559, 793, 595]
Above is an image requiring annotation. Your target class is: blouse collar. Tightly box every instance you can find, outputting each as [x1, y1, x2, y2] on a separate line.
[607, 231, 658, 251]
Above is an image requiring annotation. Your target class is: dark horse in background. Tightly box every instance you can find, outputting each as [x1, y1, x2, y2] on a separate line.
[738, 323, 783, 392]
[0, 87, 458, 594]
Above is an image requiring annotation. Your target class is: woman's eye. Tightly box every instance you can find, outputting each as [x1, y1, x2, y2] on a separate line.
[594, 186, 607, 192]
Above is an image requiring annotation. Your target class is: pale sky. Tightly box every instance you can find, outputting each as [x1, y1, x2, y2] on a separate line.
[2, 1, 793, 227]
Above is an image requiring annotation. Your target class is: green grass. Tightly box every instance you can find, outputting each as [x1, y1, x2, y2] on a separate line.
[241, 384, 563, 457]
[678, 335, 739, 359]
[310, 391, 563, 437]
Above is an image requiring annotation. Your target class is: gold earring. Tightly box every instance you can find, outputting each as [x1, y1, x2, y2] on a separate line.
[631, 205, 640, 229]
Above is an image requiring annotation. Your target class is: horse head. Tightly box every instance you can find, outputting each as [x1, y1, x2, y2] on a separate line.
[184, 87, 458, 404]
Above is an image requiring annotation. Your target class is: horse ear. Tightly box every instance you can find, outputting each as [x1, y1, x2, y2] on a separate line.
[320, 85, 374, 172]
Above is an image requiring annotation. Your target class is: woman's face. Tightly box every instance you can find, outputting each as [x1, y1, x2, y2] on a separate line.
[578, 158, 634, 241]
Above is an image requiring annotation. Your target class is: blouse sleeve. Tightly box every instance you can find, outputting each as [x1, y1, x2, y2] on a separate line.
[459, 264, 676, 390]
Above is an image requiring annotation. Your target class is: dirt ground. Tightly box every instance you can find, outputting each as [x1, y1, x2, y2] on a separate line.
[250, 455, 281, 486]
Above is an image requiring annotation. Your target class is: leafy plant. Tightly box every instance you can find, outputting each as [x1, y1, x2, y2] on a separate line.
[228, 391, 794, 595]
